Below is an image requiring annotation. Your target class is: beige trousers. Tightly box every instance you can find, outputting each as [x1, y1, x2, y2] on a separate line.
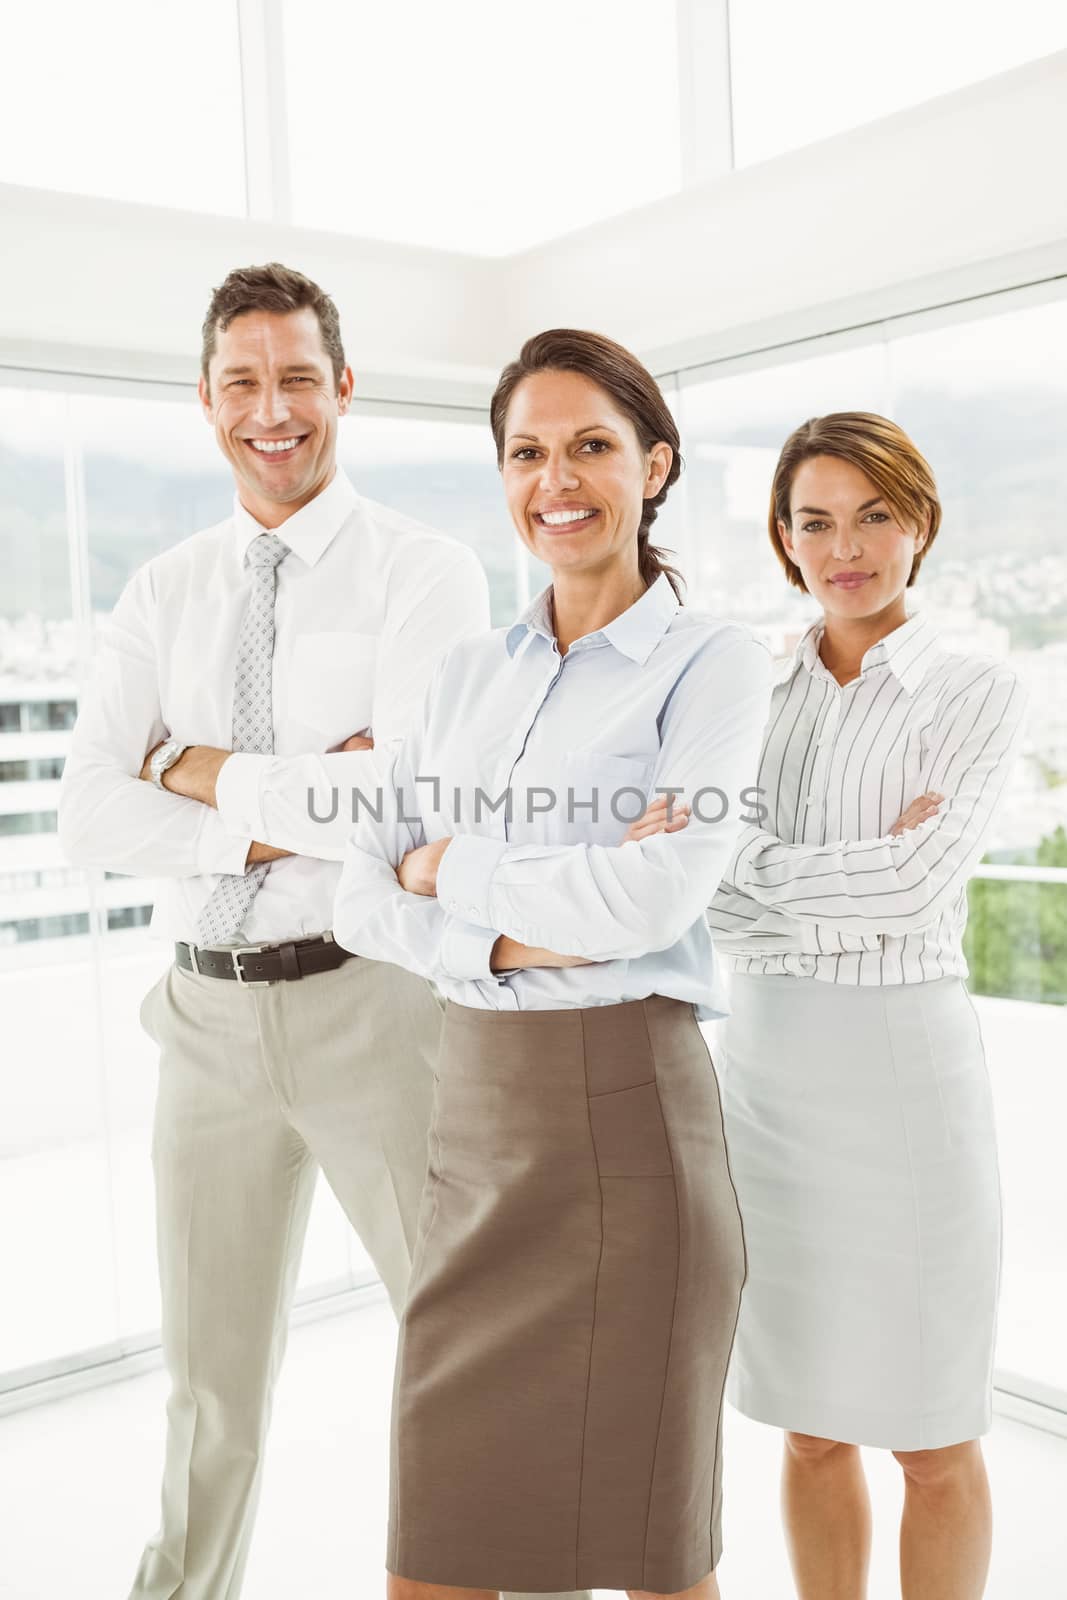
[130, 954, 587, 1600]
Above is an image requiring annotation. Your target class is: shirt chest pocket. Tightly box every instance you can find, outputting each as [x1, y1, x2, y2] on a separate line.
[558, 751, 655, 845]
[285, 630, 378, 745]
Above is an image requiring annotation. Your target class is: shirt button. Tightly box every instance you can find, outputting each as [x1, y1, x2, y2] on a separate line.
[805, 795, 816, 805]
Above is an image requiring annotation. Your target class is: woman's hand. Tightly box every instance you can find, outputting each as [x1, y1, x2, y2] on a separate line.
[419, 800, 689, 966]
[889, 791, 944, 836]
[398, 837, 452, 896]
[622, 794, 690, 843]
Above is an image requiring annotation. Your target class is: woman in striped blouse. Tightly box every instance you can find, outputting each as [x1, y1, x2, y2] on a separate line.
[706, 413, 1028, 1600]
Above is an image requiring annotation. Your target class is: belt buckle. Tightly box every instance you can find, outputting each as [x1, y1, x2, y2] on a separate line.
[232, 945, 272, 988]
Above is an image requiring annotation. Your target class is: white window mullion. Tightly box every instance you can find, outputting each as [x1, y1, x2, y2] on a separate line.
[237, 0, 292, 223]
[676, 0, 734, 187]
[63, 395, 125, 1349]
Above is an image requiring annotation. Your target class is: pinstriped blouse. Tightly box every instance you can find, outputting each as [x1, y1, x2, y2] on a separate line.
[706, 610, 1030, 986]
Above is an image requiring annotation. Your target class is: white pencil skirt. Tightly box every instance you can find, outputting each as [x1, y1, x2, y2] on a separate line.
[718, 972, 1002, 1450]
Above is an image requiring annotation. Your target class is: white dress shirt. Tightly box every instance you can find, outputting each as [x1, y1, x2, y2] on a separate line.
[59, 469, 490, 943]
[332, 575, 774, 1016]
[706, 609, 1029, 984]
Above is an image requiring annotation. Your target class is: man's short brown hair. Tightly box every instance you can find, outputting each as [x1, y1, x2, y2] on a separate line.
[200, 263, 346, 390]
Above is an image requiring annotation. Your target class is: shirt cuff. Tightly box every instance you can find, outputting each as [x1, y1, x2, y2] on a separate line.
[795, 921, 824, 955]
[732, 823, 774, 888]
[215, 752, 268, 839]
[436, 834, 510, 925]
[193, 808, 254, 876]
[439, 917, 501, 981]
[795, 923, 881, 955]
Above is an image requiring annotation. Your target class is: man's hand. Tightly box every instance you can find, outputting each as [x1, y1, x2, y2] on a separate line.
[398, 837, 452, 896]
[490, 935, 594, 972]
[140, 741, 230, 807]
[246, 840, 292, 865]
[140, 741, 293, 864]
[623, 794, 690, 843]
[889, 791, 944, 836]
[142, 727, 374, 804]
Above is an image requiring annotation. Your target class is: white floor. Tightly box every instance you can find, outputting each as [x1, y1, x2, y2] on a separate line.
[1, 1294, 1065, 1600]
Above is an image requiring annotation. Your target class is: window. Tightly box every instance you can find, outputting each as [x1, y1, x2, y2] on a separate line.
[1, 383, 527, 1385]
[884, 297, 1067, 1395]
[0, 871, 38, 894]
[0, 866, 81, 895]
[284, 0, 682, 253]
[337, 412, 523, 624]
[28, 757, 65, 782]
[676, 291, 1067, 1399]
[729, 0, 1067, 168]
[0, 912, 90, 945]
[106, 906, 153, 932]
[675, 342, 889, 625]
[26, 700, 76, 733]
[74, 394, 233, 615]
[12, 333, 1060, 1409]
[0, 0, 246, 215]
[0, 390, 111, 1373]
[0, 812, 58, 837]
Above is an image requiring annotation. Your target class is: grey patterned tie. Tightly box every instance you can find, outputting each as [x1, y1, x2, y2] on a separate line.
[195, 531, 290, 946]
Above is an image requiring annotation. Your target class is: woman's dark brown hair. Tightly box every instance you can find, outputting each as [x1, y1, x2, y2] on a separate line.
[490, 328, 686, 600]
[769, 411, 942, 592]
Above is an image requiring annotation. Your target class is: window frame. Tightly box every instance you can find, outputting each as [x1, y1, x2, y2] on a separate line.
[1, 272, 1064, 1436]
[0, 372, 526, 1410]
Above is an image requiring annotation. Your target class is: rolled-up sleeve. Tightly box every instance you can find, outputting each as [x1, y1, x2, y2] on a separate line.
[706, 884, 882, 955]
[706, 885, 811, 954]
[725, 664, 1029, 935]
[436, 633, 774, 960]
[59, 567, 252, 879]
[215, 746, 380, 863]
[333, 718, 506, 986]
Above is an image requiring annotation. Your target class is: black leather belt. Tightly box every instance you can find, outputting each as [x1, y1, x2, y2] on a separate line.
[175, 932, 356, 987]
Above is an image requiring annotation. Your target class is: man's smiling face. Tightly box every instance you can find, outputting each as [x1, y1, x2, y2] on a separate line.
[199, 306, 354, 528]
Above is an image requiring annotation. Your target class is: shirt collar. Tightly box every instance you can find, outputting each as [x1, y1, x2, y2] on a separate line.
[505, 573, 681, 664]
[774, 608, 942, 698]
[232, 467, 359, 568]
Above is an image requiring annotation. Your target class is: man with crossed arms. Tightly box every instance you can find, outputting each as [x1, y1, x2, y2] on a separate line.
[60, 262, 588, 1600]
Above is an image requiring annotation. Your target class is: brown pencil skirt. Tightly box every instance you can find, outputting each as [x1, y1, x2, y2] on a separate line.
[386, 994, 747, 1595]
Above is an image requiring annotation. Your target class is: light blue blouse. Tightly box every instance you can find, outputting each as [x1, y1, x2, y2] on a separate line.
[333, 574, 773, 1017]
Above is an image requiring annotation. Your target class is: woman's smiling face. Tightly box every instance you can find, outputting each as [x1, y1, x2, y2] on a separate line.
[778, 453, 928, 618]
[501, 368, 672, 577]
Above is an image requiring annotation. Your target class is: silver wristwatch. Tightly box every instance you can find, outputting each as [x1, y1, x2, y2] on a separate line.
[150, 739, 189, 790]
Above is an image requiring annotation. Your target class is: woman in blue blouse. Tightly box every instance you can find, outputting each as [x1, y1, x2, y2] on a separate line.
[334, 330, 773, 1600]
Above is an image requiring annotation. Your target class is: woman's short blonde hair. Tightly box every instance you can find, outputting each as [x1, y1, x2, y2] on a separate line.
[768, 412, 942, 593]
